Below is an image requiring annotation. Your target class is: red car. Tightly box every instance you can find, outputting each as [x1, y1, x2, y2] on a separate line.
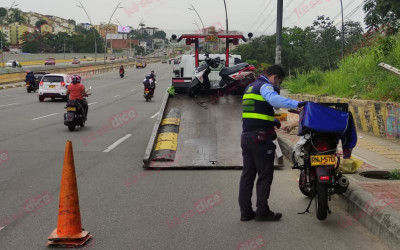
[44, 58, 56, 65]
[72, 58, 80, 64]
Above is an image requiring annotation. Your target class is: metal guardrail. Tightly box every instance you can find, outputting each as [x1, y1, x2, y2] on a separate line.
[378, 62, 400, 77]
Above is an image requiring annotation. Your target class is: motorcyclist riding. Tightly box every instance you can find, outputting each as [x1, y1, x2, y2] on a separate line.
[143, 74, 156, 97]
[150, 70, 156, 82]
[66, 75, 89, 120]
[119, 65, 125, 74]
[25, 70, 35, 85]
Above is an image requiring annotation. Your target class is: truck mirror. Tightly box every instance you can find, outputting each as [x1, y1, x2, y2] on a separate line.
[233, 39, 239, 45]
[171, 34, 177, 40]
[248, 33, 253, 39]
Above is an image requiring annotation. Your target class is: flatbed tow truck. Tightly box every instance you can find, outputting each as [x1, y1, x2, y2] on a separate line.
[143, 34, 284, 169]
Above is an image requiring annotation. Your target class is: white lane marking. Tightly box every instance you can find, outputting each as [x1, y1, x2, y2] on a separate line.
[103, 134, 132, 153]
[88, 102, 98, 106]
[0, 103, 19, 108]
[151, 112, 160, 119]
[114, 95, 120, 98]
[32, 113, 58, 121]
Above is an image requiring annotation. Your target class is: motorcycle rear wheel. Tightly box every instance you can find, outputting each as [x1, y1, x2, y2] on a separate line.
[316, 183, 328, 220]
[68, 124, 75, 131]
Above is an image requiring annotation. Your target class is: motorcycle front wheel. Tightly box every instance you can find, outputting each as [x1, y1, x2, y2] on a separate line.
[316, 183, 328, 220]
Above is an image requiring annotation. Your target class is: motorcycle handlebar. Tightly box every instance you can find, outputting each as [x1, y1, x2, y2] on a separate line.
[288, 109, 300, 114]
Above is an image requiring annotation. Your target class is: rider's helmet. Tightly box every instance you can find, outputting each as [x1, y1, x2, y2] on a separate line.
[151, 70, 155, 74]
[71, 75, 81, 84]
[145, 74, 151, 80]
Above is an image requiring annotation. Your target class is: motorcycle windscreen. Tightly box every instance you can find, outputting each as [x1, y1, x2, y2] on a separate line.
[65, 112, 75, 122]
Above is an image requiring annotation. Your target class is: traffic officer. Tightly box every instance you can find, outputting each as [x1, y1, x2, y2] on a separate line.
[239, 64, 306, 221]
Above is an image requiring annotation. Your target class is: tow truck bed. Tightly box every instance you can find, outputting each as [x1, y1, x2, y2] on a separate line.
[143, 93, 243, 169]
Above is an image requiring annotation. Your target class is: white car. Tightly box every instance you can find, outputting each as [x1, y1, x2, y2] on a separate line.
[5, 60, 19, 67]
[38, 74, 72, 102]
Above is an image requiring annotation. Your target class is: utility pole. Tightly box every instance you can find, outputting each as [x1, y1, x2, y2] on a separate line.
[63, 37, 66, 59]
[340, 0, 345, 60]
[275, 0, 283, 64]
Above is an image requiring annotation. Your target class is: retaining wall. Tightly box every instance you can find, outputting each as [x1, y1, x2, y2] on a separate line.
[288, 94, 400, 141]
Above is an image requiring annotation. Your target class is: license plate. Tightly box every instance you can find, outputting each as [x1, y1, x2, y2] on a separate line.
[310, 155, 336, 166]
[67, 107, 76, 111]
[49, 85, 55, 88]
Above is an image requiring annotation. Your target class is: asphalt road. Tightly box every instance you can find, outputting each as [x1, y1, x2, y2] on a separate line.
[0, 63, 390, 250]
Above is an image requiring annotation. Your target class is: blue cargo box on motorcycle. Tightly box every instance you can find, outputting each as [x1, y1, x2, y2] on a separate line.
[172, 77, 194, 93]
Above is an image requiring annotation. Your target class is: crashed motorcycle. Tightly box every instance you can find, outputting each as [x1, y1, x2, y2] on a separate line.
[290, 102, 357, 220]
[188, 56, 255, 97]
[64, 86, 92, 131]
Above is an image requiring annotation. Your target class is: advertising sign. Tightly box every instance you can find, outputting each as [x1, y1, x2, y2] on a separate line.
[118, 26, 131, 33]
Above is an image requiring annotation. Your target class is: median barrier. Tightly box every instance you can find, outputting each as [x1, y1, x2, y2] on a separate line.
[0, 59, 160, 85]
[288, 94, 400, 141]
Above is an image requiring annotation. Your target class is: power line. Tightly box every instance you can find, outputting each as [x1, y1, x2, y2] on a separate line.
[247, 1, 270, 29]
[253, 3, 276, 33]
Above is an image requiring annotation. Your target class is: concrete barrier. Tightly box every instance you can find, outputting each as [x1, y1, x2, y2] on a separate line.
[288, 94, 400, 141]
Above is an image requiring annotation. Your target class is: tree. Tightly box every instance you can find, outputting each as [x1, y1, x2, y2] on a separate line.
[0, 31, 10, 49]
[310, 15, 341, 70]
[67, 19, 76, 26]
[75, 25, 89, 35]
[0, 7, 7, 22]
[152, 30, 166, 39]
[21, 31, 44, 53]
[35, 19, 47, 29]
[343, 21, 364, 52]
[7, 8, 27, 24]
[364, 0, 400, 31]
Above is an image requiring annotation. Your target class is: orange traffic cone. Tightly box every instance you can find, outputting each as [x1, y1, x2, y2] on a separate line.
[47, 141, 92, 247]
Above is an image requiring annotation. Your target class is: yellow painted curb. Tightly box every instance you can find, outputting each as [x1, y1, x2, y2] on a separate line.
[161, 118, 181, 126]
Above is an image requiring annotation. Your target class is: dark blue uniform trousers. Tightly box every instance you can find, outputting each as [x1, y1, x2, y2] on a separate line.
[239, 131, 276, 215]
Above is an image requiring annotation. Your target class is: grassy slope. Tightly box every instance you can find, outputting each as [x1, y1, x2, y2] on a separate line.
[285, 33, 400, 102]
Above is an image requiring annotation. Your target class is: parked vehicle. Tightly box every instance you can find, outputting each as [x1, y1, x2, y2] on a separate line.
[64, 87, 91, 131]
[44, 58, 56, 65]
[161, 58, 167, 63]
[188, 56, 255, 97]
[290, 102, 357, 220]
[5, 60, 19, 67]
[38, 74, 71, 102]
[72, 58, 80, 64]
[110, 56, 116, 61]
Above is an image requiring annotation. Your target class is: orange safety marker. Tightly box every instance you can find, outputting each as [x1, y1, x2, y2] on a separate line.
[47, 141, 92, 247]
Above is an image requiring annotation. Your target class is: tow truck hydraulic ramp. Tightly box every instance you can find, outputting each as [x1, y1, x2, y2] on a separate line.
[143, 34, 284, 169]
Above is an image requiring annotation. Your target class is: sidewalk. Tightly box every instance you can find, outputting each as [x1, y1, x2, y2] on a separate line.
[277, 111, 400, 248]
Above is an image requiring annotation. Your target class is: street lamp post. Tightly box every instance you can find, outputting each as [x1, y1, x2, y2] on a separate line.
[7, 1, 19, 19]
[188, 5, 205, 33]
[340, 0, 345, 59]
[77, 2, 97, 63]
[104, 2, 123, 64]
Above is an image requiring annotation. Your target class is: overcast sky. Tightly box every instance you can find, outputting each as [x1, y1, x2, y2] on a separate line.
[3, 0, 367, 36]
